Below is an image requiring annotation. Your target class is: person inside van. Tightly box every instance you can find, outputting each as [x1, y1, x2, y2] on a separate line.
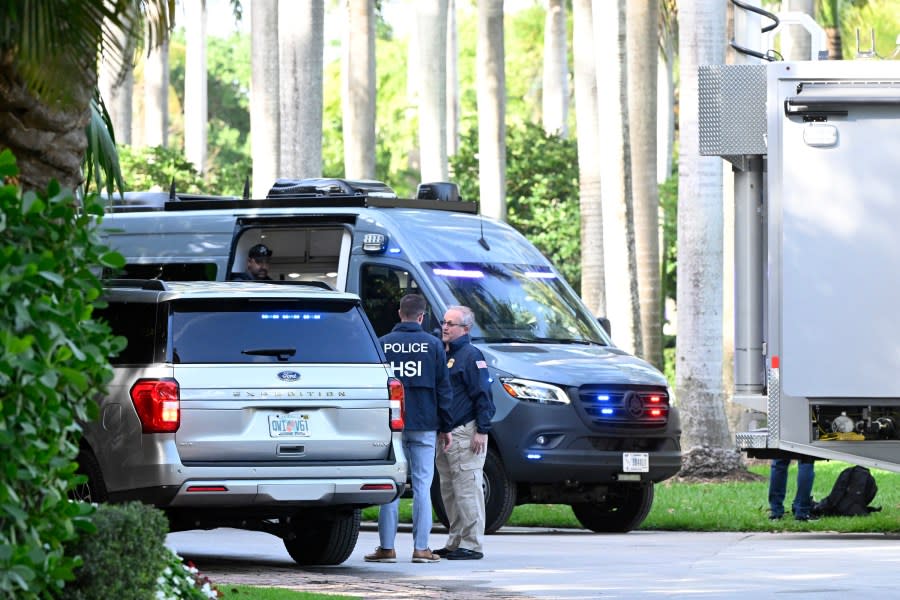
[233, 244, 273, 281]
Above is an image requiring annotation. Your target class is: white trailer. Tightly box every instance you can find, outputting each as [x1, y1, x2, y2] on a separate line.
[700, 57, 900, 470]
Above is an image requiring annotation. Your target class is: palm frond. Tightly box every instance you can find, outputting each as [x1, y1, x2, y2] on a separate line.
[84, 94, 125, 201]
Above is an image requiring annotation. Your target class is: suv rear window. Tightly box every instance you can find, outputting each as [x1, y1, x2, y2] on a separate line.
[169, 299, 381, 364]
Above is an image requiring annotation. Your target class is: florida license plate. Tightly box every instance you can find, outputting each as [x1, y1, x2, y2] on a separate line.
[623, 452, 649, 473]
[269, 412, 310, 437]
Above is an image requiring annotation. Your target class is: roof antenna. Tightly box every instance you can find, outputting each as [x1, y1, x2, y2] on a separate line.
[477, 200, 491, 251]
[168, 178, 177, 201]
[242, 175, 250, 200]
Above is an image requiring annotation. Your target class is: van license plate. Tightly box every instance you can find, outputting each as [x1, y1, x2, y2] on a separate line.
[623, 452, 649, 473]
[269, 413, 310, 437]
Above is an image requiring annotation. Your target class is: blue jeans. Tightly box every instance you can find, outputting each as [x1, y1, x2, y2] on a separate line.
[769, 458, 815, 518]
[378, 430, 437, 551]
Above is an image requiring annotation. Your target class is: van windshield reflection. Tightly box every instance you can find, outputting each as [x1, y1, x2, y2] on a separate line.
[425, 262, 609, 345]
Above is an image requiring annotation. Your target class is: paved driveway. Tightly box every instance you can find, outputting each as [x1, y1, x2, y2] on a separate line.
[168, 525, 900, 599]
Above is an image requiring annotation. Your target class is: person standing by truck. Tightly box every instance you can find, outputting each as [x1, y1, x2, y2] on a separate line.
[434, 305, 495, 560]
[769, 456, 816, 521]
[365, 294, 453, 563]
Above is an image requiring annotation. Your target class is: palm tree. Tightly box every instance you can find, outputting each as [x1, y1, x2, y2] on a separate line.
[447, 0, 460, 158]
[417, 0, 449, 182]
[477, 0, 507, 221]
[676, 0, 740, 476]
[343, 0, 377, 180]
[143, 37, 170, 148]
[251, 0, 280, 197]
[817, 0, 843, 59]
[278, 0, 324, 178]
[0, 1, 173, 192]
[573, 0, 606, 316]
[98, 7, 138, 146]
[627, 0, 663, 369]
[184, 0, 208, 173]
[594, 0, 641, 357]
[542, 0, 568, 138]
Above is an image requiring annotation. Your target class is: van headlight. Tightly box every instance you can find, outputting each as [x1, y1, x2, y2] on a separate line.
[500, 377, 570, 405]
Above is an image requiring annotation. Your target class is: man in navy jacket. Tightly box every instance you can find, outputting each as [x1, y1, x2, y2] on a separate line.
[434, 305, 495, 560]
[365, 294, 453, 563]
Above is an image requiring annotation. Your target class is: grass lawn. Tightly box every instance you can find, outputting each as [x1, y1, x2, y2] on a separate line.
[217, 585, 355, 599]
[361, 460, 900, 533]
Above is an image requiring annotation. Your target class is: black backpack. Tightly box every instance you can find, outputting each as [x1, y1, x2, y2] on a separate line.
[813, 466, 881, 516]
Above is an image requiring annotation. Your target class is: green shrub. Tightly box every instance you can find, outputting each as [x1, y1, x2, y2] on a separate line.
[0, 149, 125, 598]
[63, 503, 169, 600]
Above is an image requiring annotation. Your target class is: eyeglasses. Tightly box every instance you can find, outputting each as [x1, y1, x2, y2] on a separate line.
[440, 320, 465, 328]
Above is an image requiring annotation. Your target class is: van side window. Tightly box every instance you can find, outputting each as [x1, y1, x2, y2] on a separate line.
[104, 263, 218, 281]
[360, 265, 427, 337]
[95, 303, 158, 366]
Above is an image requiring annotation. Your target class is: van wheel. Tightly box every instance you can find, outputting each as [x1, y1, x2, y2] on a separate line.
[431, 448, 516, 535]
[571, 483, 654, 533]
[72, 450, 108, 503]
[283, 508, 360, 565]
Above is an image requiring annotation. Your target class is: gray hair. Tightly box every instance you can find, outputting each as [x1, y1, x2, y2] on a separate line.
[447, 305, 475, 328]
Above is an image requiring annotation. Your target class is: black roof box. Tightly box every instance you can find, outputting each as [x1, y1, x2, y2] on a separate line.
[267, 178, 397, 200]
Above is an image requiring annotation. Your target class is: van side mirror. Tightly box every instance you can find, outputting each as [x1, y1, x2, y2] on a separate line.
[597, 317, 611, 336]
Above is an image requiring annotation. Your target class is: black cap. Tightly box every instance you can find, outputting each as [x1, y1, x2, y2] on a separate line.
[248, 243, 273, 259]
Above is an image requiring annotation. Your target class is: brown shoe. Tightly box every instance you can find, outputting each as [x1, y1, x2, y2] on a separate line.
[364, 546, 396, 563]
[412, 548, 441, 563]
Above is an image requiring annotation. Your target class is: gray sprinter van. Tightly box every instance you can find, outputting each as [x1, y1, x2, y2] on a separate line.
[100, 178, 682, 533]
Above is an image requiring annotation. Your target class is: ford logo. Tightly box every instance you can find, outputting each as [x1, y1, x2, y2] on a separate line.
[277, 371, 300, 382]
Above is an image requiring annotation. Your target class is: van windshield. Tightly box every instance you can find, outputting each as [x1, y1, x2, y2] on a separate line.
[424, 262, 609, 345]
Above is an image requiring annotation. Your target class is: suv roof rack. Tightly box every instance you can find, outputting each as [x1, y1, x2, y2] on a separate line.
[103, 279, 169, 291]
[102, 179, 478, 214]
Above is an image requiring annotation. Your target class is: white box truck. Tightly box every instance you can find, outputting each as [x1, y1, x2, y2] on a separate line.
[701, 58, 900, 470]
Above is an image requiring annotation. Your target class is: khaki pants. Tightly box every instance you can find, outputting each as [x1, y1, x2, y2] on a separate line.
[435, 420, 486, 552]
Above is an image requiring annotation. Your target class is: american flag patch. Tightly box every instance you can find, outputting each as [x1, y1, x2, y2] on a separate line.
[476, 360, 487, 369]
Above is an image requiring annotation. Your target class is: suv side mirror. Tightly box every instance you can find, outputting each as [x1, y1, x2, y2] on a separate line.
[597, 317, 611, 336]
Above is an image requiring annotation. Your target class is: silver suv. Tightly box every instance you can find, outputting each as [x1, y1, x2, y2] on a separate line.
[75, 280, 407, 565]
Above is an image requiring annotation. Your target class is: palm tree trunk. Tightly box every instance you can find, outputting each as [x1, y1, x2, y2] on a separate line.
[143, 38, 169, 147]
[98, 9, 136, 146]
[572, 0, 605, 314]
[0, 51, 94, 191]
[627, 0, 662, 369]
[251, 0, 280, 195]
[477, 0, 507, 221]
[676, 0, 737, 473]
[542, 0, 568, 137]
[594, 0, 641, 356]
[184, 0, 208, 173]
[446, 0, 460, 158]
[343, 0, 376, 180]
[417, 0, 449, 182]
[279, 0, 324, 178]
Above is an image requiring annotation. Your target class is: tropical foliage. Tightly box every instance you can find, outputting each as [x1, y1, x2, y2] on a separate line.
[0, 150, 125, 597]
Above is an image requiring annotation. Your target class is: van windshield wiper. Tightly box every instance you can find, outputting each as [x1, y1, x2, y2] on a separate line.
[241, 347, 297, 361]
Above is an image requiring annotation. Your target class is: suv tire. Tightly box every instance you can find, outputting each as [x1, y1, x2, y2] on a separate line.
[283, 508, 361, 565]
[431, 447, 516, 535]
[72, 450, 108, 503]
[571, 482, 654, 533]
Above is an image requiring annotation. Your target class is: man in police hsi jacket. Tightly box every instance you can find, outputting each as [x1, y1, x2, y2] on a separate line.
[365, 294, 453, 564]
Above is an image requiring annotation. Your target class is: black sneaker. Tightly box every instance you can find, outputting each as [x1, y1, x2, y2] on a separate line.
[433, 547, 453, 557]
[769, 513, 783, 520]
[445, 548, 484, 560]
[795, 514, 819, 522]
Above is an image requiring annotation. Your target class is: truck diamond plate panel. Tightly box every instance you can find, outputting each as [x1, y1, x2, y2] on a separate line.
[699, 65, 767, 156]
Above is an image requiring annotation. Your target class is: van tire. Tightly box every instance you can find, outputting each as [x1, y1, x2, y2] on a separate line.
[283, 508, 361, 565]
[431, 448, 516, 535]
[571, 483, 654, 533]
[73, 449, 108, 503]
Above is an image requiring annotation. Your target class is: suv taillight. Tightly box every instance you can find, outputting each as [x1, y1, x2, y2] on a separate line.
[388, 377, 405, 431]
[130, 378, 180, 433]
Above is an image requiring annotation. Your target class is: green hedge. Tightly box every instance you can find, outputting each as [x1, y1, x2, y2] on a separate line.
[0, 149, 125, 598]
[63, 502, 169, 600]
